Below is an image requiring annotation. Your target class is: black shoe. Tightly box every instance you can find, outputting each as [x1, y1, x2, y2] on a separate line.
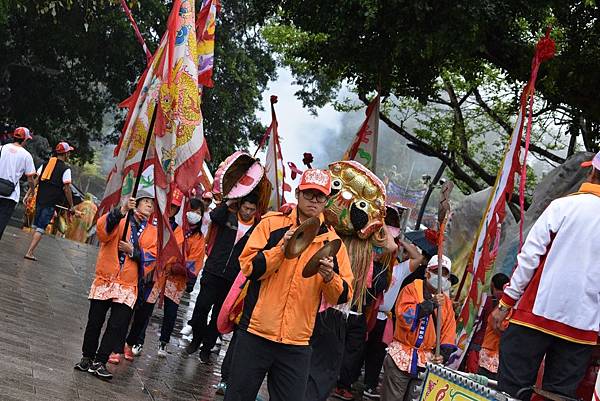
[88, 361, 113, 380]
[74, 357, 92, 372]
[198, 351, 211, 364]
[185, 341, 200, 355]
[363, 386, 381, 399]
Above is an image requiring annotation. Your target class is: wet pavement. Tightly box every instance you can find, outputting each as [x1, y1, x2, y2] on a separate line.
[0, 226, 262, 401]
[0, 226, 368, 401]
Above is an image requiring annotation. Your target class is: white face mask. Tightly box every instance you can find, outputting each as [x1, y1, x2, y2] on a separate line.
[427, 275, 451, 294]
[186, 211, 202, 225]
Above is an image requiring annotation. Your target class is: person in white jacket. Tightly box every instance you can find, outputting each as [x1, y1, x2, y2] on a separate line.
[492, 152, 600, 400]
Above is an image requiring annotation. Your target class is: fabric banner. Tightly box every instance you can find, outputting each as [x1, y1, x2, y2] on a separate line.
[450, 32, 555, 368]
[343, 94, 380, 171]
[99, 0, 217, 269]
[386, 180, 427, 210]
[419, 366, 494, 401]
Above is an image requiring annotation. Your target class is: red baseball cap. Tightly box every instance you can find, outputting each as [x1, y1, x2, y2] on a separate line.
[298, 169, 331, 195]
[55, 142, 74, 154]
[13, 127, 32, 140]
[581, 152, 600, 170]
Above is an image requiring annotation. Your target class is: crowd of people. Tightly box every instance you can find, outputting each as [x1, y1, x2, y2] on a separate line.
[1, 126, 599, 401]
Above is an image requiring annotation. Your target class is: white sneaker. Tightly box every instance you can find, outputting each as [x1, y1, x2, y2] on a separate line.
[132, 344, 143, 356]
[216, 336, 222, 346]
[158, 342, 167, 357]
[180, 325, 193, 336]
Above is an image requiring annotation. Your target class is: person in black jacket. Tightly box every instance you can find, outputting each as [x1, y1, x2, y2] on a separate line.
[184, 193, 258, 363]
[24, 142, 75, 261]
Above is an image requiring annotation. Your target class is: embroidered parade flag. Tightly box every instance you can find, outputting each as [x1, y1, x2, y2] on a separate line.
[262, 95, 290, 210]
[449, 32, 555, 368]
[99, 0, 216, 269]
[343, 94, 380, 172]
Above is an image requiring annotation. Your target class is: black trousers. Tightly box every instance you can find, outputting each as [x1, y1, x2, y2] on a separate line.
[189, 272, 231, 354]
[221, 328, 238, 383]
[224, 330, 312, 401]
[363, 318, 388, 389]
[305, 309, 347, 401]
[82, 299, 133, 364]
[338, 312, 367, 389]
[0, 198, 16, 240]
[159, 296, 179, 344]
[125, 301, 156, 348]
[498, 324, 593, 399]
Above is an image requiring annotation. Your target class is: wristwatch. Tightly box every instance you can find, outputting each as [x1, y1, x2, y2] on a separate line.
[498, 303, 511, 312]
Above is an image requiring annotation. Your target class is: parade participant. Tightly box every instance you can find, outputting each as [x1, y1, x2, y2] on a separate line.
[224, 169, 354, 401]
[305, 161, 386, 401]
[118, 190, 185, 362]
[0, 127, 36, 240]
[493, 152, 600, 400]
[381, 255, 457, 401]
[24, 141, 75, 261]
[200, 190, 213, 236]
[468, 273, 509, 379]
[156, 197, 206, 356]
[184, 193, 259, 363]
[74, 191, 157, 380]
[359, 239, 424, 400]
[65, 193, 98, 243]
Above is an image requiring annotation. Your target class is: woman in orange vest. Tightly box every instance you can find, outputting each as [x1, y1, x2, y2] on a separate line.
[74, 191, 157, 380]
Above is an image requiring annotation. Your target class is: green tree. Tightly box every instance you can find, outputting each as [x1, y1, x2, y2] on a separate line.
[0, 0, 276, 164]
[260, 1, 596, 196]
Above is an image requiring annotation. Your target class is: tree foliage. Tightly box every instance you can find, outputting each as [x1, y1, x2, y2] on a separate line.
[260, 0, 600, 195]
[0, 0, 276, 164]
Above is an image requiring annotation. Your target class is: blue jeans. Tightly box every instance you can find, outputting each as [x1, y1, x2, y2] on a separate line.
[33, 205, 55, 234]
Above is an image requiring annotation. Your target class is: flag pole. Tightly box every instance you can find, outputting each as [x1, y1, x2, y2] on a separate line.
[269, 96, 281, 209]
[371, 94, 380, 174]
[120, 106, 158, 243]
[435, 181, 453, 360]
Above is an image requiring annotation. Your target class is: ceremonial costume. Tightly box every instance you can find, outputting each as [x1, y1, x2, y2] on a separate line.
[305, 160, 387, 401]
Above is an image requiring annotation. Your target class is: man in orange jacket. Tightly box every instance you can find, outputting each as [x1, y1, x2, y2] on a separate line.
[223, 169, 354, 401]
[74, 190, 157, 380]
[381, 254, 457, 401]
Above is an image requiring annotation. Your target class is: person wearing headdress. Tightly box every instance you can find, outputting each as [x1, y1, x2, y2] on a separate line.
[224, 169, 354, 401]
[0, 127, 36, 240]
[74, 191, 157, 380]
[381, 255, 457, 401]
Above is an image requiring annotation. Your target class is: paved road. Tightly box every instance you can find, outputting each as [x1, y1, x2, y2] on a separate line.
[0, 226, 369, 401]
[0, 226, 252, 401]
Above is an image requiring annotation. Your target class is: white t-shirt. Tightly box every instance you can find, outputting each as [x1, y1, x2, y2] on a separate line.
[235, 220, 253, 244]
[378, 260, 412, 320]
[0, 143, 36, 203]
[36, 164, 72, 184]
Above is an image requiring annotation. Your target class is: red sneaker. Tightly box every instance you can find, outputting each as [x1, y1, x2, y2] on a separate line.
[332, 387, 354, 400]
[124, 345, 134, 361]
[107, 352, 121, 365]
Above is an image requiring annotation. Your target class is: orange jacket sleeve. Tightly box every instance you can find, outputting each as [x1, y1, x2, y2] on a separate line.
[395, 283, 421, 335]
[186, 234, 206, 278]
[140, 225, 158, 277]
[96, 211, 120, 243]
[239, 218, 286, 281]
[321, 241, 354, 305]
